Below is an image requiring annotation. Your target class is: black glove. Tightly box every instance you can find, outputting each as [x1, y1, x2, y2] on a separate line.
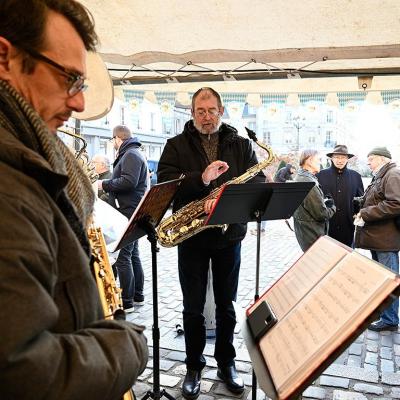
[353, 196, 364, 214]
[324, 196, 335, 208]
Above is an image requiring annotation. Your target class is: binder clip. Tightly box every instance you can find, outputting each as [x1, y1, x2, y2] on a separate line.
[247, 300, 277, 342]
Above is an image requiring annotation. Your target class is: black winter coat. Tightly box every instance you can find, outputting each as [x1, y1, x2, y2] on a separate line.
[103, 138, 148, 218]
[157, 121, 263, 248]
[275, 163, 294, 183]
[317, 165, 364, 246]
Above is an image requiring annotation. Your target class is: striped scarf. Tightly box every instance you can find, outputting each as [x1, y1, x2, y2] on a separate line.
[0, 80, 94, 254]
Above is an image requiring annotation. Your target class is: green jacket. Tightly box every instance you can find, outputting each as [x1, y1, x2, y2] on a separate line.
[0, 127, 148, 400]
[293, 169, 336, 251]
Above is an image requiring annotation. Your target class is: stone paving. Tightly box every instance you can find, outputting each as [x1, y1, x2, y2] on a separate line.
[126, 220, 400, 400]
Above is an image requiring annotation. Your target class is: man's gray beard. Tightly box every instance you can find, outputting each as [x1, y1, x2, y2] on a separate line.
[194, 118, 222, 135]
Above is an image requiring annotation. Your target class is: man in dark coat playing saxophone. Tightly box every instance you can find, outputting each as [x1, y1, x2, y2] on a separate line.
[158, 87, 264, 399]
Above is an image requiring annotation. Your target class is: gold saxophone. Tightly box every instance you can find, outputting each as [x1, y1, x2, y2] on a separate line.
[62, 131, 133, 400]
[157, 128, 276, 247]
[58, 127, 99, 183]
[87, 226, 135, 400]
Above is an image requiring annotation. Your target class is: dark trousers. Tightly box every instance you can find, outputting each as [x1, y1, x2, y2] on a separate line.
[115, 239, 144, 307]
[178, 241, 241, 371]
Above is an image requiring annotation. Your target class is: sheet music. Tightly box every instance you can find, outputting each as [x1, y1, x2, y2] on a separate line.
[256, 237, 349, 320]
[260, 251, 399, 399]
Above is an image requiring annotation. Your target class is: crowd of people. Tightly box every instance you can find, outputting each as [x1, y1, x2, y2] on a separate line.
[1, 1, 400, 398]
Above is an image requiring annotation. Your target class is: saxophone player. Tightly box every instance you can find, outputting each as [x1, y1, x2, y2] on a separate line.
[0, 1, 147, 399]
[158, 87, 264, 399]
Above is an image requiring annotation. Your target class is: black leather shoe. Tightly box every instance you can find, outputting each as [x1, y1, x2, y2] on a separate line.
[217, 365, 244, 394]
[182, 369, 201, 400]
[369, 320, 398, 332]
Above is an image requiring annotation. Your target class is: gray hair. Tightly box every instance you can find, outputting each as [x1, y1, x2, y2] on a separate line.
[299, 149, 319, 167]
[92, 154, 110, 169]
[113, 125, 132, 141]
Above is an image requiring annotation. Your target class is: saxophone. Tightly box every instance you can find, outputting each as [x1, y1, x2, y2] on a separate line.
[87, 226, 135, 400]
[157, 128, 276, 247]
[65, 132, 133, 400]
[58, 127, 99, 183]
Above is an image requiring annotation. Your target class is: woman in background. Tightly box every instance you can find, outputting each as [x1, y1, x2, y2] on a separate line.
[293, 149, 336, 251]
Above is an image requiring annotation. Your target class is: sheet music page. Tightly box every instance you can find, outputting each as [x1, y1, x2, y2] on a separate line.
[260, 251, 399, 399]
[257, 237, 349, 320]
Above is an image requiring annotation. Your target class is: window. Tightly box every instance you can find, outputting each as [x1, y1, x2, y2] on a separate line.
[327, 110, 334, 123]
[326, 130, 332, 143]
[285, 111, 292, 124]
[150, 113, 155, 131]
[175, 119, 181, 134]
[163, 119, 171, 135]
[120, 106, 125, 125]
[248, 121, 256, 131]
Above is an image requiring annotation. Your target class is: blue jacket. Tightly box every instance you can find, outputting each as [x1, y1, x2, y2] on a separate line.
[317, 164, 364, 246]
[103, 137, 148, 218]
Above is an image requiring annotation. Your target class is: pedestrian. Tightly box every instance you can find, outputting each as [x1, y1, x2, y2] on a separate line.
[293, 149, 336, 251]
[354, 146, 400, 331]
[92, 153, 111, 201]
[317, 145, 364, 247]
[99, 125, 148, 311]
[0, 1, 148, 398]
[158, 87, 264, 398]
[275, 163, 296, 183]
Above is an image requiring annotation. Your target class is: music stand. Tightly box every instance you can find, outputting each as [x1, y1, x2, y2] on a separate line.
[114, 177, 184, 400]
[206, 182, 313, 400]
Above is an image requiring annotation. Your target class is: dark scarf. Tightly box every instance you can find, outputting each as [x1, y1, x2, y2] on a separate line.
[199, 131, 219, 163]
[0, 80, 94, 254]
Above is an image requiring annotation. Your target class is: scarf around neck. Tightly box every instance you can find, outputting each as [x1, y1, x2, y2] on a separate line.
[0, 80, 94, 254]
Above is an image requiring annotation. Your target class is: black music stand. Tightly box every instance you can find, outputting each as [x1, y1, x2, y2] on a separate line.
[114, 177, 184, 400]
[206, 182, 313, 400]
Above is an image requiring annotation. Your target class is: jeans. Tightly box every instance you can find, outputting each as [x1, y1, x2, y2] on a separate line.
[114, 240, 144, 307]
[371, 250, 399, 325]
[178, 241, 241, 371]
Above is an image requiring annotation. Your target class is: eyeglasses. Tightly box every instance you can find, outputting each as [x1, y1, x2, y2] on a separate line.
[332, 155, 348, 161]
[194, 109, 220, 118]
[25, 49, 87, 97]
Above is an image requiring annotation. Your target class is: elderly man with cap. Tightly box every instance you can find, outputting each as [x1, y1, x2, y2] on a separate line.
[317, 145, 364, 247]
[354, 146, 400, 332]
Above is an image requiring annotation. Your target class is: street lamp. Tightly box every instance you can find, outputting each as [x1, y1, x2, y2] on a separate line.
[292, 115, 305, 151]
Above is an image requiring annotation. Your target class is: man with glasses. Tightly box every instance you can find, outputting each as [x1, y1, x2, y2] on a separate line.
[158, 87, 263, 398]
[99, 125, 148, 311]
[0, 1, 147, 399]
[355, 147, 400, 331]
[317, 145, 364, 247]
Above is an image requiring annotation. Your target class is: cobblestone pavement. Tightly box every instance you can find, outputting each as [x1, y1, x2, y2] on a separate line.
[127, 220, 400, 400]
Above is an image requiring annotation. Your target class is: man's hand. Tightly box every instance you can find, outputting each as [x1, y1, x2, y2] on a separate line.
[201, 161, 229, 185]
[204, 199, 217, 214]
[97, 180, 103, 190]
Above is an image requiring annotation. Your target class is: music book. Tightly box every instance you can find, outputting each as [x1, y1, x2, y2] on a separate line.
[244, 235, 400, 400]
[112, 177, 184, 251]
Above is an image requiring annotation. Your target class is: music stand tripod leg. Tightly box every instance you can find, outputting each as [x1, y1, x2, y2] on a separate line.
[138, 218, 175, 400]
[251, 211, 262, 400]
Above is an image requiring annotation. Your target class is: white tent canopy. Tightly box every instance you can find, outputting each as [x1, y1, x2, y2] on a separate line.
[81, 0, 400, 85]
[76, 0, 400, 119]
